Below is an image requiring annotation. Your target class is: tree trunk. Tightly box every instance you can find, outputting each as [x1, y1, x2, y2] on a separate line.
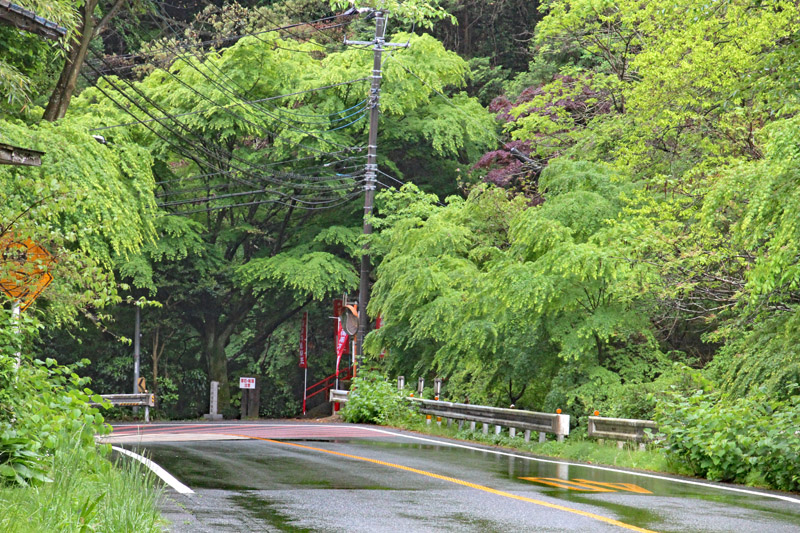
[42, 0, 98, 121]
[203, 318, 232, 413]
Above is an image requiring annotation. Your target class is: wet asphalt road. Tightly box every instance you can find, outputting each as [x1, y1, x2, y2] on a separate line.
[108, 422, 800, 532]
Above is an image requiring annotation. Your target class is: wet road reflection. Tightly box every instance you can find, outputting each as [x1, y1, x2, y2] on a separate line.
[114, 424, 800, 532]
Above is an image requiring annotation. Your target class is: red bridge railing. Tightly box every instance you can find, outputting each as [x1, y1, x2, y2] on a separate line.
[305, 365, 354, 405]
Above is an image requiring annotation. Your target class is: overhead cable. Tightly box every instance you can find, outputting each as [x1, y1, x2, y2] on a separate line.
[89, 79, 369, 132]
[82, 65, 357, 208]
[89, 13, 353, 63]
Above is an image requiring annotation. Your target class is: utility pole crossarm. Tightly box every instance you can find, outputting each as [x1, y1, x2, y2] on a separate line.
[347, 10, 409, 365]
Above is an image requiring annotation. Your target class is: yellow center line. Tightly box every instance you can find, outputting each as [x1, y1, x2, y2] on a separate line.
[224, 433, 657, 533]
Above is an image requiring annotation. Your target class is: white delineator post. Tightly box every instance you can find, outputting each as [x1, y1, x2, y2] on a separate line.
[133, 304, 140, 415]
[555, 413, 570, 443]
[12, 301, 21, 371]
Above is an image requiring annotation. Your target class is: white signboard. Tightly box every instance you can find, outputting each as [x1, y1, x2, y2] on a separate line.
[239, 377, 256, 389]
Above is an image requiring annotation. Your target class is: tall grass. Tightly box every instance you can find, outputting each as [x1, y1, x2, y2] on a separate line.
[0, 432, 163, 532]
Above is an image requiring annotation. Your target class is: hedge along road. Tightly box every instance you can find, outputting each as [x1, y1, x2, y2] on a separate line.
[103, 422, 800, 532]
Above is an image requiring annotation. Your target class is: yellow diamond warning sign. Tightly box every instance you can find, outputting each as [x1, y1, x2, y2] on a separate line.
[0, 235, 54, 312]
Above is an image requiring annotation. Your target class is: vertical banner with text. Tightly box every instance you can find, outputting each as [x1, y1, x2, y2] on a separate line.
[299, 311, 308, 368]
[300, 311, 308, 414]
[335, 318, 348, 374]
[376, 314, 387, 358]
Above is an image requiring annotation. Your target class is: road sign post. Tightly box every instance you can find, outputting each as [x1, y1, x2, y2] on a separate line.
[239, 377, 259, 419]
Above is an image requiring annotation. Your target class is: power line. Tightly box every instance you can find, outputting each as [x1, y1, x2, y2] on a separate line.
[88, 47, 361, 183]
[154, 153, 365, 186]
[89, 79, 369, 132]
[136, 5, 366, 136]
[104, 39, 359, 154]
[156, 180, 363, 207]
[169, 190, 363, 216]
[90, 8, 370, 167]
[83, 53, 364, 219]
[88, 13, 353, 64]
[167, 41, 362, 147]
[157, 167, 365, 198]
[82, 64, 356, 208]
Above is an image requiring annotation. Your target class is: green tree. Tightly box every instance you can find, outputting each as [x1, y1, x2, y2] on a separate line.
[0, 0, 76, 115]
[67, 26, 492, 411]
[367, 160, 665, 409]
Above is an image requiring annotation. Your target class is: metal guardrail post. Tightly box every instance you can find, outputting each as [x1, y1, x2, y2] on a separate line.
[433, 378, 442, 425]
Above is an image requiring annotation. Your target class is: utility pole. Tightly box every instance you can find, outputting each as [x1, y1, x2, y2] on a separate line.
[345, 11, 408, 366]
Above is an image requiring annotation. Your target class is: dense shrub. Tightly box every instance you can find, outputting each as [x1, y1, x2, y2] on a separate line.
[1, 309, 107, 487]
[341, 371, 409, 424]
[655, 388, 800, 491]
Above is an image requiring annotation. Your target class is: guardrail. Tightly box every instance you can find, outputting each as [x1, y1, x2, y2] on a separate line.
[587, 416, 656, 450]
[329, 386, 658, 450]
[90, 393, 155, 423]
[411, 398, 570, 442]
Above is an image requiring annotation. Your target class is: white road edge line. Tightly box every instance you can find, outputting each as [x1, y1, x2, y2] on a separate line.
[345, 425, 800, 505]
[112, 445, 194, 495]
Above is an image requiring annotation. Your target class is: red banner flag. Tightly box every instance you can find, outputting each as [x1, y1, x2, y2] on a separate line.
[333, 298, 349, 354]
[299, 311, 308, 368]
[376, 314, 387, 358]
[335, 318, 348, 374]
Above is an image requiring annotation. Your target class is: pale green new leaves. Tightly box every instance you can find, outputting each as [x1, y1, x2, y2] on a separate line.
[236, 225, 359, 300]
[236, 249, 358, 301]
[70, 31, 491, 166]
[703, 116, 800, 302]
[328, 0, 455, 28]
[118, 216, 205, 292]
[369, 161, 656, 386]
[0, 118, 156, 265]
[0, 116, 157, 322]
[525, 0, 800, 178]
[0, 62, 31, 107]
